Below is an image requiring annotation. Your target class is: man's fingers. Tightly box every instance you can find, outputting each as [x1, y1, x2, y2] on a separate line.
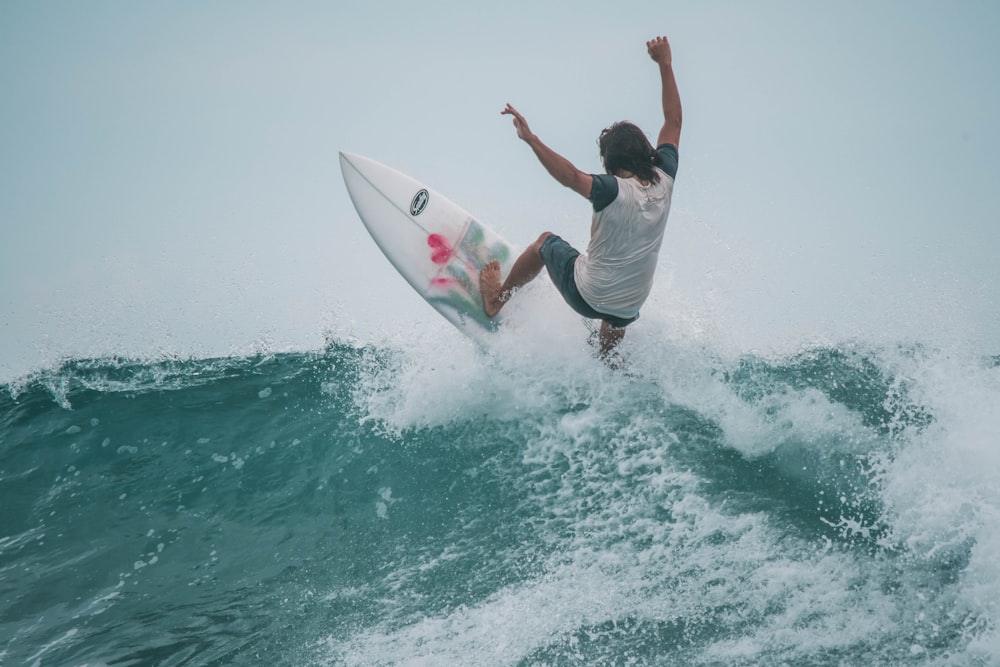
[502, 107, 525, 124]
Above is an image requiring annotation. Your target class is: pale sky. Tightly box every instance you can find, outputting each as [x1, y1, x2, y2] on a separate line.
[2, 1, 998, 381]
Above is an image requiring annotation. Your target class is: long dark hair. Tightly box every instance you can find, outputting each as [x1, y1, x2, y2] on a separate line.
[598, 122, 660, 183]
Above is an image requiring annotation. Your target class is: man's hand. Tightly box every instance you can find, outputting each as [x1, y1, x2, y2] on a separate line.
[501, 103, 535, 143]
[647, 36, 672, 67]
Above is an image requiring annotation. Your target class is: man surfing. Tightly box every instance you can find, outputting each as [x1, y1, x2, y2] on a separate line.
[480, 35, 681, 359]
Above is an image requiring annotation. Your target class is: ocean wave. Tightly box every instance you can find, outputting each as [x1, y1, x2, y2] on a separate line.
[1, 330, 998, 664]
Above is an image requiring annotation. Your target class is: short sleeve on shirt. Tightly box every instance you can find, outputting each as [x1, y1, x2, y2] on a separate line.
[589, 174, 619, 213]
[656, 144, 679, 179]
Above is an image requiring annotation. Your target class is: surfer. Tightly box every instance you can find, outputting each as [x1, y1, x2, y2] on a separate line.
[480, 35, 681, 359]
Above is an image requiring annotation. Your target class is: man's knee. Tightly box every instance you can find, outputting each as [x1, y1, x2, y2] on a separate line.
[532, 232, 553, 254]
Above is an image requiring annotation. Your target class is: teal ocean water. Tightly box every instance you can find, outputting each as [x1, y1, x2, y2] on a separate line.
[2, 322, 999, 665]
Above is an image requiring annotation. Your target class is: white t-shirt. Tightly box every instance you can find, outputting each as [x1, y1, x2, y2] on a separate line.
[574, 147, 676, 319]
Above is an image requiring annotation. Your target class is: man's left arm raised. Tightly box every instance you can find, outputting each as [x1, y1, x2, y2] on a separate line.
[501, 103, 593, 199]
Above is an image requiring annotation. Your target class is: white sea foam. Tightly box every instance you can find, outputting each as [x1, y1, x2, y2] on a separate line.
[338, 287, 1000, 664]
[874, 348, 1000, 661]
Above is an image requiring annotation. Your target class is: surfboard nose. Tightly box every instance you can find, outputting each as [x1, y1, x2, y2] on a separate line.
[340, 151, 377, 176]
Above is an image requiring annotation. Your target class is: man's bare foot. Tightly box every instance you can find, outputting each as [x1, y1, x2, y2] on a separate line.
[479, 260, 505, 318]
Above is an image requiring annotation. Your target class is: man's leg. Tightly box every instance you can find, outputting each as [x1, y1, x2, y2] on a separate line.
[480, 232, 552, 317]
[599, 321, 626, 359]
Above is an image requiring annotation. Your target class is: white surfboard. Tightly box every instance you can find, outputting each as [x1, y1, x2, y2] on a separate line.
[339, 152, 517, 343]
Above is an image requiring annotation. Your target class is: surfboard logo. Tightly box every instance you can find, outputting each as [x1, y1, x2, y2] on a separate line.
[410, 189, 429, 217]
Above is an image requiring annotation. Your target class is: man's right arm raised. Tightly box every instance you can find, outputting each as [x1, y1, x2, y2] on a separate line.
[647, 36, 682, 148]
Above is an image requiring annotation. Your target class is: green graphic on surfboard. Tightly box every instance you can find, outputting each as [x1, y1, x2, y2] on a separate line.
[425, 219, 512, 330]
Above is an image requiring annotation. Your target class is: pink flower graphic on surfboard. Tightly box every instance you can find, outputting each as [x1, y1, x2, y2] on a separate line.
[428, 234, 458, 288]
[427, 234, 454, 265]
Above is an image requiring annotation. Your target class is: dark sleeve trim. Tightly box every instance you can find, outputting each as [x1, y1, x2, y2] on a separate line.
[656, 144, 679, 180]
[589, 173, 619, 212]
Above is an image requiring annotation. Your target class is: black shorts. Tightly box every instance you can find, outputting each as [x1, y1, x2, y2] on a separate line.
[539, 234, 638, 329]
